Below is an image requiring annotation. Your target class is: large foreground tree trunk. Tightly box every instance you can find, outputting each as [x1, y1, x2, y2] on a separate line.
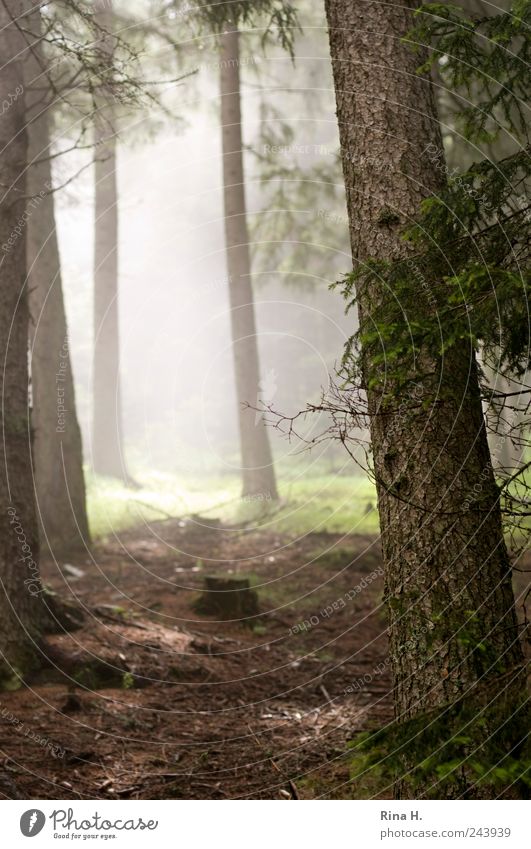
[219, 28, 278, 500]
[92, 0, 129, 482]
[0, 0, 43, 685]
[325, 0, 525, 798]
[25, 10, 91, 554]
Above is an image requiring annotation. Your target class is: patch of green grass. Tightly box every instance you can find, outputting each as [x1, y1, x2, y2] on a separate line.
[233, 473, 378, 536]
[86, 464, 379, 541]
[86, 468, 239, 539]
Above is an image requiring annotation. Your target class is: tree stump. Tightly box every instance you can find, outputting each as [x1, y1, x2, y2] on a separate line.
[193, 576, 259, 620]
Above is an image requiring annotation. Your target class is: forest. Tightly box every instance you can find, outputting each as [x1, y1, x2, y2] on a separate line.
[0, 0, 529, 806]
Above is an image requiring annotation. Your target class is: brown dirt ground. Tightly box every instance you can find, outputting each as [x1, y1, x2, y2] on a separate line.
[0, 517, 526, 800]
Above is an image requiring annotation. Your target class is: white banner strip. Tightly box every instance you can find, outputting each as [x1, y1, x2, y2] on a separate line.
[1, 799, 528, 848]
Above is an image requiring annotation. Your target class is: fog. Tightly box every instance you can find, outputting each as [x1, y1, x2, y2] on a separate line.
[56, 21, 354, 481]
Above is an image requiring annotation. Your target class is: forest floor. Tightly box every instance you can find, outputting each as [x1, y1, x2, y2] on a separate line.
[3, 508, 528, 801]
[0, 515, 397, 800]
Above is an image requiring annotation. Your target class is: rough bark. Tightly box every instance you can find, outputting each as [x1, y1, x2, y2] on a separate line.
[325, 0, 525, 797]
[0, 0, 43, 684]
[92, 0, 129, 482]
[220, 28, 278, 500]
[25, 10, 91, 554]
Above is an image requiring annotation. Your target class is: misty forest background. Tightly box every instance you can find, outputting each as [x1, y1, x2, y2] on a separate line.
[0, 0, 529, 800]
[52, 3, 367, 537]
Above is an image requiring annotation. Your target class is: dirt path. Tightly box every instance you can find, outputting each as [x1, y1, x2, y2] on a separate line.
[0, 519, 393, 799]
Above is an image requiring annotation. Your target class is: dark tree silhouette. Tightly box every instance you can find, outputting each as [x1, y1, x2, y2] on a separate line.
[219, 26, 278, 500]
[26, 7, 91, 554]
[92, 0, 130, 483]
[0, 0, 43, 685]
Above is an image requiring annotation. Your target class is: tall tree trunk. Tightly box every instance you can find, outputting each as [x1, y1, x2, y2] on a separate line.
[92, 0, 129, 482]
[0, 0, 43, 684]
[220, 28, 278, 500]
[25, 10, 91, 554]
[325, 0, 525, 797]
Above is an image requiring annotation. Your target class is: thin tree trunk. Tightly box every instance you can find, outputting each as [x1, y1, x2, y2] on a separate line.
[325, 0, 525, 797]
[485, 368, 525, 474]
[25, 10, 91, 553]
[219, 28, 278, 500]
[0, 0, 43, 684]
[92, 0, 129, 482]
